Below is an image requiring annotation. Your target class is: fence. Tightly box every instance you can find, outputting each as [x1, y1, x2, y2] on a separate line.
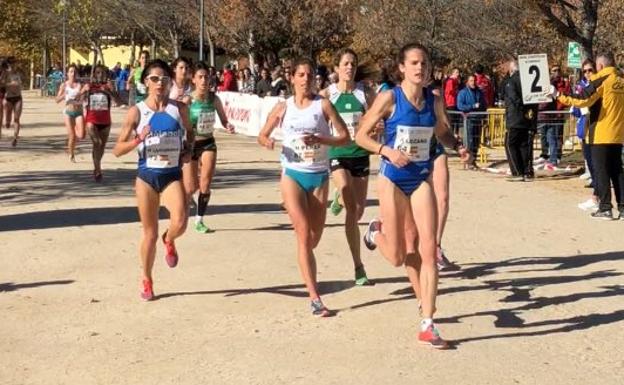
[448, 109, 578, 164]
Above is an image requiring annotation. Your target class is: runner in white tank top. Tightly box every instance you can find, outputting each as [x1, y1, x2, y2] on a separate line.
[258, 58, 349, 317]
[55, 64, 85, 162]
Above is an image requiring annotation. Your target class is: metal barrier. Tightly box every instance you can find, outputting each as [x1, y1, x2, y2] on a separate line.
[447, 109, 578, 164]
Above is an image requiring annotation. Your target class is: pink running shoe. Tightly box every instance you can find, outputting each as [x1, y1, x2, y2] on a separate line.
[141, 279, 154, 301]
[418, 324, 448, 349]
[162, 231, 178, 268]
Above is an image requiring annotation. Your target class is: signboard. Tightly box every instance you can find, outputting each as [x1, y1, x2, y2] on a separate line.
[518, 54, 551, 105]
[568, 41, 582, 69]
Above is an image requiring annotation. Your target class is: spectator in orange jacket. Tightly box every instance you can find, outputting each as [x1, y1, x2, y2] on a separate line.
[474, 64, 494, 107]
[218, 64, 238, 92]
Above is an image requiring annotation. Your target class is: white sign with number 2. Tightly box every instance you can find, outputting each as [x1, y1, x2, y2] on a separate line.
[518, 54, 551, 105]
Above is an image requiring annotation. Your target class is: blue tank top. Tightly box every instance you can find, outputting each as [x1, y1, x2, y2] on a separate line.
[382, 86, 436, 172]
[136, 101, 184, 174]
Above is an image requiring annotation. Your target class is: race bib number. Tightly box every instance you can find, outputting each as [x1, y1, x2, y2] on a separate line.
[196, 111, 216, 135]
[393, 125, 433, 162]
[89, 93, 108, 111]
[338, 112, 362, 139]
[289, 136, 326, 165]
[144, 134, 181, 169]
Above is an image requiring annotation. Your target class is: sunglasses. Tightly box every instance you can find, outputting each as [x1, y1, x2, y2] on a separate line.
[147, 75, 170, 84]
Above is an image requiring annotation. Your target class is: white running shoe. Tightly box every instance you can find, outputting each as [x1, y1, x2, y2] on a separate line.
[579, 172, 591, 180]
[578, 198, 599, 211]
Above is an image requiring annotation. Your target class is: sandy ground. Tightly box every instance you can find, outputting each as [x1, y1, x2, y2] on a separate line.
[1, 91, 623, 385]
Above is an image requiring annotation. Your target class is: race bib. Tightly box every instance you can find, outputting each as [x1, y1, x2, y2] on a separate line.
[338, 111, 362, 139]
[289, 136, 326, 165]
[136, 82, 147, 94]
[89, 93, 108, 111]
[393, 125, 433, 162]
[196, 111, 216, 135]
[144, 134, 181, 169]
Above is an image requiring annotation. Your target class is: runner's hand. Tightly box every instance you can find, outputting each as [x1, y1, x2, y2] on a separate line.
[225, 122, 236, 134]
[138, 125, 150, 141]
[263, 137, 275, 150]
[386, 148, 410, 168]
[458, 146, 472, 164]
[302, 134, 320, 146]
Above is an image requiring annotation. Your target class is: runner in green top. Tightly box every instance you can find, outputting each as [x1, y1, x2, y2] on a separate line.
[127, 50, 149, 105]
[182, 61, 235, 234]
[320, 48, 376, 286]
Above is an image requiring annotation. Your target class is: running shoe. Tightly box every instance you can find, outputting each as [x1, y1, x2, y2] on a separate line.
[436, 247, 460, 272]
[544, 162, 558, 171]
[354, 265, 372, 286]
[579, 172, 591, 180]
[11, 137, 17, 147]
[418, 324, 448, 349]
[162, 231, 179, 267]
[534, 157, 546, 165]
[93, 170, 103, 183]
[194, 221, 211, 234]
[330, 189, 343, 216]
[141, 279, 154, 301]
[591, 210, 613, 220]
[618, 209, 624, 221]
[363, 218, 381, 251]
[506, 175, 524, 182]
[578, 198, 598, 212]
[311, 299, 333, 317]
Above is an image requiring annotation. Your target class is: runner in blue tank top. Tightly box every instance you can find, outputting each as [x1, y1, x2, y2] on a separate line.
[113, 59, 194, 301]
[356, 43, 471, 348]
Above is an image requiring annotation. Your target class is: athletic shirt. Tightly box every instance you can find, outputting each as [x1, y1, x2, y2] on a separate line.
[169, 81, 192, 102]
[64, 83, 81, 105]
[280, 96, 331, 173]
[189, 96, 216, 137]
[5, 73, 21, 97]
[133, 67, 146, 96]
[85, 83, 112, 125]
[382, 86, 437, 170]
[327, 83, 369, 159]
[136, 101, 184, 173]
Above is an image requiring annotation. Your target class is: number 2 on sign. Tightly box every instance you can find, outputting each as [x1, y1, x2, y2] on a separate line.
[529, 65, 542, 93]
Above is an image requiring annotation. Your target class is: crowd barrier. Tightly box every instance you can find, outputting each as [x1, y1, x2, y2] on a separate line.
[448, 109, 578, 164]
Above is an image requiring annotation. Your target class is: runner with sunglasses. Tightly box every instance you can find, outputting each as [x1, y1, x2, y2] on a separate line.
[113, 59, 193, 300]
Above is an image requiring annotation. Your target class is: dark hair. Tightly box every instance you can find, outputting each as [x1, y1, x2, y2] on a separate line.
[92, 64, 109, 82]
[290, 57, 316, 76]
[397, 42, 429, 65]
[333, 48, 358, 68]
[597, 52, 615, 66]
[171, 56, 191, 70]
[140, 59, 173, 83]
[67, 64, 78, 73]
[379, 57, 396, 86]
[193, 61, 210, 76]
[139, 50, 150, 58]
[474, 64, 484, 74]
[582, 58, 595, 69]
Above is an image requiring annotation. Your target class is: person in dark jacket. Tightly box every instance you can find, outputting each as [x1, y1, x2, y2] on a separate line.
[457, 75, 487, 164]
[255, 67, 272, 97]
[503, 58, 538, 181]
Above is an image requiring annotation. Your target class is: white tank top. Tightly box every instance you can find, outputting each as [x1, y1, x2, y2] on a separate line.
[65, 83, 81, 104]
[280, 96, 330, 173]
[169, 81, 192, 102]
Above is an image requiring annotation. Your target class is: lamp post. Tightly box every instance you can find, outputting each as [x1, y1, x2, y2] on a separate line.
[199, 0, 204, 61]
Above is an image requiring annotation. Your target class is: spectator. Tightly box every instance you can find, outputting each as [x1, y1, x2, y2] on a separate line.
[377, 58, 396, 92]
[474, 64, 494, 107]
[111, 62, 122, 81]
[283, 69, 293, 97]
[574, 59, 600, 211]
[271, 66, 288, 96]
[457, 75, 487, 166]
[314, 72, 327, 93]
[537, 65, 571, 169]
[503, 58, 538, 182]
[444, 68, 461, 110]
[557, 52, 624, 219]
[116, 64, 130, 106]
[256, 68, 272, 97]
[239, 67, 256, 94]
[218, 63, 237, 92]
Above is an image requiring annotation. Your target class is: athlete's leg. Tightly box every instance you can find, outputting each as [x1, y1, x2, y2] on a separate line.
[409, 180, 438, 319]
[182, 160, 199, 207]
[373, 176, 409, 267]
[161, 180, 188, 242]
[281, 173, 321, 301]
[332, 168, 363, 268]
[197, 149, 217, 222]
[12, 97, 22, 141]
[65, 114, 77, 159]
[432, 154, 449, 247]
[135, 178, 161, 282]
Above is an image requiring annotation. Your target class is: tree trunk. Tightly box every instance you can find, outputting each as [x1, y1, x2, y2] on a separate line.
[150, 38, 156, 59]
[207, 31, 215, 66]
[169, 29, 180, 58]
[129, 30, 136, 67]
